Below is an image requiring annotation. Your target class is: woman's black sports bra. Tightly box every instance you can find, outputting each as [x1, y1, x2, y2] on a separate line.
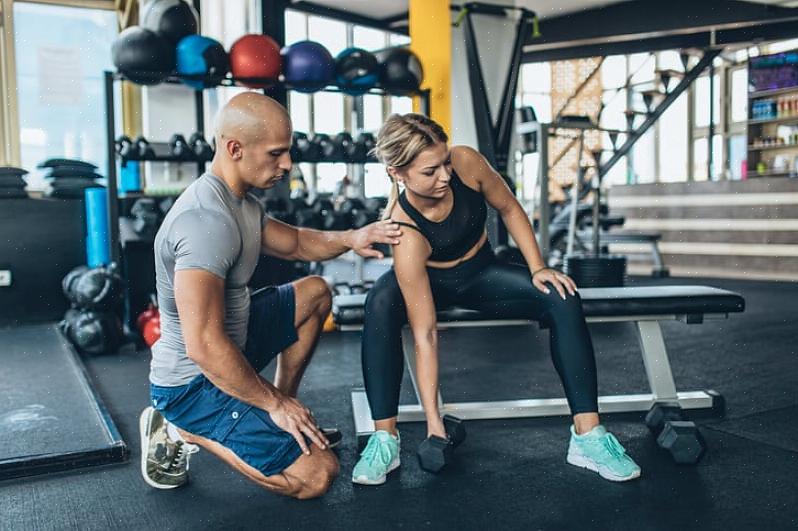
[396, 170, 487, 262]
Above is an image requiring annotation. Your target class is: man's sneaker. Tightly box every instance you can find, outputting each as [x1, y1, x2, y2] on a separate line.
[566, 425, 641, 482]
[352, 431, 400, 485]
[323, 428, 343, 449]
[139, 406, 199, 489]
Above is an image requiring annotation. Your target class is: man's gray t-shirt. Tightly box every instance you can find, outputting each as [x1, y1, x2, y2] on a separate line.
[149, 173, 267, 387]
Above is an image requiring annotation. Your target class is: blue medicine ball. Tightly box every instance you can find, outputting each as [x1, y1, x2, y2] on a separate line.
[335, 47, 379, 96]
[176, 35, 229, 89]
[282, 40, 335, 93]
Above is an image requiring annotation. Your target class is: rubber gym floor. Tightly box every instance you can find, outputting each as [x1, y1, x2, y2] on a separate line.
[1, 275, 796, 531]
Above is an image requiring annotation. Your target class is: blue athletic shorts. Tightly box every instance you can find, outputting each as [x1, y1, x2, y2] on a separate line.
[150, 284, 304, 477]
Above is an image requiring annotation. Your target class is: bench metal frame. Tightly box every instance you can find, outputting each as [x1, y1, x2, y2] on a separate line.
[347, 313, 726, 445]
[574, 231, 670, 277]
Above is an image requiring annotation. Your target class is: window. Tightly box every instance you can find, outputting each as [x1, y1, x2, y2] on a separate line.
[13, 2, 118, 189]
[730, 68, 748, 123]
[308, 16, 347, 56]
[694, 74, 720, 128]
[289, 92, 311, 133]
[658, 92, 688, 182]
[362, 94, 384, 132]
[312, 92, 345, 133]
[390, 96, 413, 116]
[285, 9, 307, 43]
[364, 163, 390, 198]
[353, 26, 386, 50]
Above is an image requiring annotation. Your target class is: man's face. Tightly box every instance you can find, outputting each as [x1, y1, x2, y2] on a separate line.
[238, 123, 293, 189]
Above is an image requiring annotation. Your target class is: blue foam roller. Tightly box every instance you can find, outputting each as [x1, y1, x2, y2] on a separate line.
[85, 187, 110, 267]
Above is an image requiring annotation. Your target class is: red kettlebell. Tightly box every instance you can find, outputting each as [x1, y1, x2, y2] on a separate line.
[142, 312, 161, 347]
[136, 303, 158, 334]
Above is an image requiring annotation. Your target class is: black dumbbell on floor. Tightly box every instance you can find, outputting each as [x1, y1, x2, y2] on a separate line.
[417, 414, 467, 473]
[645, 402, 707, 464]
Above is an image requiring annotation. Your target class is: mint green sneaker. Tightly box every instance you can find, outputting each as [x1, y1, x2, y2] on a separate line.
[352, 431, 401, 485]
[566, 425, 641, 482]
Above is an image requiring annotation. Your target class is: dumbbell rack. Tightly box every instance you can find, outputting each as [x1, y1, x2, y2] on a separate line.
[103, 69, 430, 263]
[102, 70, 430, 328]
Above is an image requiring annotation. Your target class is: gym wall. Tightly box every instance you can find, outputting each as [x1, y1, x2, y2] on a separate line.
[0, 198, 86, 326]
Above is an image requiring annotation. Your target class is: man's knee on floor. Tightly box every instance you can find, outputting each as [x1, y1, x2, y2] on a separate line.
[293, 452, 339, 499]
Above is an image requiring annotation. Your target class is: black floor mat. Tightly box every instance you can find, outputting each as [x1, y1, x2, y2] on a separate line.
[0, 324, 127, 480]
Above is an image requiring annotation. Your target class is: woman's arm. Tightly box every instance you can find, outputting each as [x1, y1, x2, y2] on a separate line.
[451, 145, 576, 297]
[392, 229, 447, 437]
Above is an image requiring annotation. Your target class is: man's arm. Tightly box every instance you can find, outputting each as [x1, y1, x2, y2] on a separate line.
[174, 268, 326, 453]
[260, 216, 401, 262]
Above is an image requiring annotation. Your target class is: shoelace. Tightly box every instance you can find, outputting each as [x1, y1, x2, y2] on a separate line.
[360, 435, 394, 468]
[599, 433, 627, 460]
[169, 441, 200, 472]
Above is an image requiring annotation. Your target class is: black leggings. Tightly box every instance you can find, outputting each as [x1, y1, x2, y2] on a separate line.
[361, 244, 599, 420]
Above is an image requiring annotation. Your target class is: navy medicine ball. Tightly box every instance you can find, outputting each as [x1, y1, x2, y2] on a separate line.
[376, 47, 424, 96]
[112, 26, 175, 85]
[176, 35, 229, 89]
[335, 47, 379, 96]
[141, 0, 198, 46]
[282, 40, 335, 93]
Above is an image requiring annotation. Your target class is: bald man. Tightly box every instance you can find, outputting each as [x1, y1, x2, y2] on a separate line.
[139, 93, 402, 499]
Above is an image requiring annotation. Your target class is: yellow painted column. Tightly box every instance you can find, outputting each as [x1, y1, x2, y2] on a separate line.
[409, 0, 451, 134]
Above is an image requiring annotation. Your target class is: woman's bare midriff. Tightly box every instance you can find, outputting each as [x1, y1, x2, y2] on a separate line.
[425, 231, 488, 269]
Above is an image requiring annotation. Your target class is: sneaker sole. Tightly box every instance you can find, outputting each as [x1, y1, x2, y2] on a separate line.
[139, 408, 184, 490]
[566, 452, 641, 482]
[352, 456, 401, 486]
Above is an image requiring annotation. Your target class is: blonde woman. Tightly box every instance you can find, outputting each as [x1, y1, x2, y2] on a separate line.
[352, 114, 641, 485]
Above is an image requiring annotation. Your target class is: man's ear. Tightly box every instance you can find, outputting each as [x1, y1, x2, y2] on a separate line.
[226, 138, 243, 160]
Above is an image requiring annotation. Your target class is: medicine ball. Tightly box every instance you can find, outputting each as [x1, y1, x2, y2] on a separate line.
[282, 40, 335, 93]
[140, 0, 198, 46]
[335, 47, 379, 96]
[229, 34, 282, 88]
[376, 47, 424, 95]
[176, 35, 229, 89]
[112, 26, 175, 85]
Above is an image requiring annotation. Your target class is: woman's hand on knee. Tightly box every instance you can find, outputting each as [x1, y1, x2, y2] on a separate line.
[531, 267, 577, 299]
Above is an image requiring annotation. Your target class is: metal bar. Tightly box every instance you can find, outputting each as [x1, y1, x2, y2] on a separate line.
[462, 8, 496, 165]
[708, 61, 715, 180]
[634, 321, 679, 401]
[538, 125, 550, 260]
[495, 14, 532, 169]
[351, 388, 718, 434]
[599, 49, 721, 180]
[262, 0, 288, 106]
[337, 313, 731, 332]
[104, 70, 120, 265]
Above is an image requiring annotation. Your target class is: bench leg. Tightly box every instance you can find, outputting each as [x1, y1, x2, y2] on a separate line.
[650, 242, 670, 277]
[634, 320, 679, 401]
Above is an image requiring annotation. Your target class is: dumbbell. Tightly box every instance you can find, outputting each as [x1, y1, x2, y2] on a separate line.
[169, 134, 192, 160]
[292, 131, 321, 162]
[130, 197, 162, 236]
[312, 197, 334, 214]
[322, 210, 351, 231]
[134, 136, 154, 159]
[334, 132, 355, 162]
[355, 132, 377, 162]
[116, 135, 135, 159]
[294, 208, 323, 229]
[417, 415, 466, 473]
[352, 209, 379, 229]
[311, 133, 335, 162]
[189, 132, 214, 161]
[645, 403, 707, 464]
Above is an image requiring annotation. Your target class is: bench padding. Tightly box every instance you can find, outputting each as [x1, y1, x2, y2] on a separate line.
[332, 285, 745, 325]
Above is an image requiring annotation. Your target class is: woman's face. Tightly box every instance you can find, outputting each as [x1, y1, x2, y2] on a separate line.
[393, 142, 451, 200]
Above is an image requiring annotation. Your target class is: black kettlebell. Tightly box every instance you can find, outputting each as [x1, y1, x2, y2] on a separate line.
[169, 134, 192, 160]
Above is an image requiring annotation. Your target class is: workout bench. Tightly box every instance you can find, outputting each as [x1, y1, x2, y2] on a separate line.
[332, 286, 745, 447]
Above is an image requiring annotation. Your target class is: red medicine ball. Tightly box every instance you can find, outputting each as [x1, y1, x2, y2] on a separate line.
[229, 34, 282, 88]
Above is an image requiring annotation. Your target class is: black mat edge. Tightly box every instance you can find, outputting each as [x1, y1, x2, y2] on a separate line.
[0, 324, 129, 481]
